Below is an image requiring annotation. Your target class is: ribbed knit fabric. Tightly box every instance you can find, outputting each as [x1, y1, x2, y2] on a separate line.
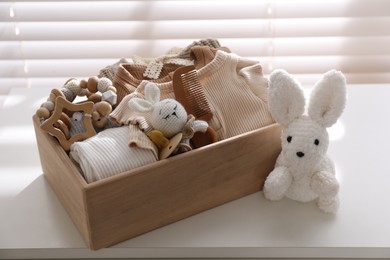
[110, 50, 275, 141]
[190, 45, 230, 69]
[113, 46, 230, 104]
[131, 38, 222, 80]
[114, 63, 181, 104]
[70, 126, 157, 183]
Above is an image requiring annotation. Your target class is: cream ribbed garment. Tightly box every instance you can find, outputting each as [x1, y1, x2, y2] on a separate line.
[70, 126, 157, 183]
[113, 46, 229, 104]
[111, 50, 275, 141]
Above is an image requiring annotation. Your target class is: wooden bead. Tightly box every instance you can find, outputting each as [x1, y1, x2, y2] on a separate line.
[79, 79, 88, 89]
[79, 88, 88, 96]
[87, 76, 99, 93]
[88, 93, 102, 103]
[48, 93, 57, 102]
[107, 86, 117, 93]
[91, 111, 107, 129]
[36, 107, 50, 119]
[95, 101, 112, 116]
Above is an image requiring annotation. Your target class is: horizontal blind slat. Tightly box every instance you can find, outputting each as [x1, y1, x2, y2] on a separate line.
[1, 56, 389, 78]
[1, 37, 389, 59]
[2, 17, 390, 41]
[1, 0, 389, 22]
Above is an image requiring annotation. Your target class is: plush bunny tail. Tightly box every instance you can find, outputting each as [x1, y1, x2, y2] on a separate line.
[308, 70, 347, 128]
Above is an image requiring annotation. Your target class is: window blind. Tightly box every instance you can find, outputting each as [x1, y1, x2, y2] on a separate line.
[1, 0, 389, 97]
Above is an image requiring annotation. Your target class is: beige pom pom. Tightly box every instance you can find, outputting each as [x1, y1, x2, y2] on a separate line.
[66, 79, 82, 96]
[97, 77, 113, 93]
[42, 100, 55, 111]
[61, 87, 75, 102]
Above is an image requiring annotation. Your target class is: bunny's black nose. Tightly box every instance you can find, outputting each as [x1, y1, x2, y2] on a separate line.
[296, 152, 305, 158]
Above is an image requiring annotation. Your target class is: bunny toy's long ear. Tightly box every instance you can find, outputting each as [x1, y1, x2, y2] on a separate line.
[128, 82, 161, 112]
[268, 69, 306, 126]
[144, 82, 160, 105]
[308, 70, 346, 128]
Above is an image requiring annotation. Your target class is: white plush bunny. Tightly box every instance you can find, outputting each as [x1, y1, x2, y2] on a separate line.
[128, 82, 189, 138]
[263, 69, 347, 213]
[128, 82, 209, 158]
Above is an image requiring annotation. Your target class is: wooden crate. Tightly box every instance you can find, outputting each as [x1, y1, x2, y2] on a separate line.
[33, 115, 281, 250]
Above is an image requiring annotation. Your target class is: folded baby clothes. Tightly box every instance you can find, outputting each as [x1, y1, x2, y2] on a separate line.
[132, 38, 222, 80]
[97, 39, 223, 90]
[114, 45, 230, 104]
[70, 126, 157, 183]
[110, 50, 274, 141]
[114, 63, 181, 104]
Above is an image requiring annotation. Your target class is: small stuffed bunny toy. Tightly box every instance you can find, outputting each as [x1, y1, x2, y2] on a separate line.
[263, 69, 347, 213]
[128, 82, 208, 158]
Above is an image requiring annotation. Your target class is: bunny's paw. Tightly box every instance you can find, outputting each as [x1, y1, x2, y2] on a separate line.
[263, 166, 292, 201]
[317, 196, 339, 214]
[311, 171, 339, 198]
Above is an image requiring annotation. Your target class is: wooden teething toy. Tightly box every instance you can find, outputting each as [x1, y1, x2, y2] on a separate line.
[40, 96, 96, 151]
[36, 76, 117, 122]
[36, 76, 118, 151]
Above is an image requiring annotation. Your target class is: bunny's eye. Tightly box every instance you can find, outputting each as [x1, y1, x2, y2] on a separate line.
[287, 136, 292, 143]
[314, 139, 320, 145]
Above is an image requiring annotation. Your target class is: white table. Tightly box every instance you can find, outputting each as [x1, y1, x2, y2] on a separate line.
[1, 85, 390, 259]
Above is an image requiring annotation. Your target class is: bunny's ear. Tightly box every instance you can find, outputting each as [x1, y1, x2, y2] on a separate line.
[268, 69, 306, 126]
[308, 70, 346, 128]
[128, 82, 161, 112]
[144, 82, 160, 105]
